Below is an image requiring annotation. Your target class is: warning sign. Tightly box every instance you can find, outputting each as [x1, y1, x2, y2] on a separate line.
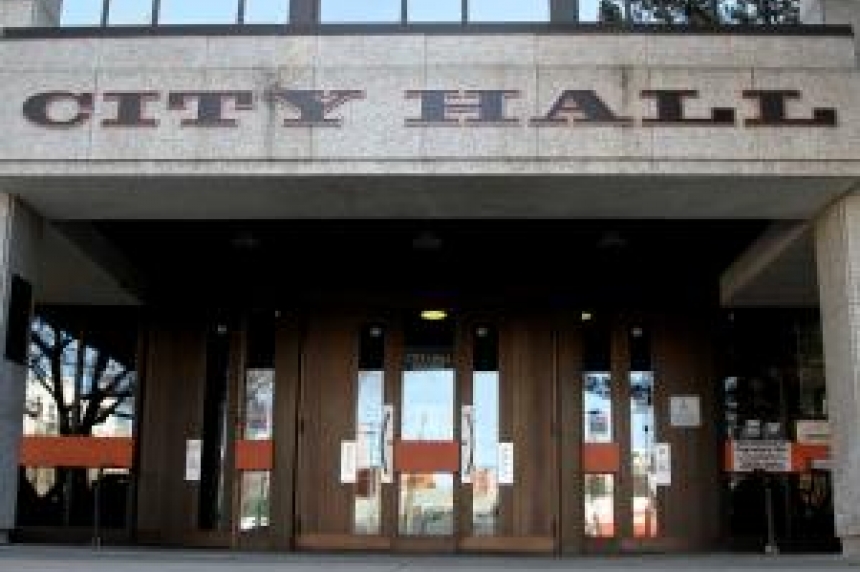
[731, 440, 792, 473]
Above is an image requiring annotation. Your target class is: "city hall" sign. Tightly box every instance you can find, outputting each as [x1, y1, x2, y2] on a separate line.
[22, 88, 838, 129]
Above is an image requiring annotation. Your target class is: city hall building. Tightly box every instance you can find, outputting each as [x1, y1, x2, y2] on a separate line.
[1, 0, 860, 558]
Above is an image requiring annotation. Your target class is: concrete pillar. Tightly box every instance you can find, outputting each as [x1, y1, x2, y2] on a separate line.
[0, 195, 42, 544]
[801, 0, 860, 64]
[815, 190, 860, 560]
[0, 0, 62, 28]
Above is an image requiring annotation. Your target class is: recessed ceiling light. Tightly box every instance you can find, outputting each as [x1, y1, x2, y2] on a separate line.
[420, 310, 447, 321]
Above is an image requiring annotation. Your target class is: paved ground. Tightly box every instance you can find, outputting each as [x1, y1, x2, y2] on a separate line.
[0, 546, 857, 572]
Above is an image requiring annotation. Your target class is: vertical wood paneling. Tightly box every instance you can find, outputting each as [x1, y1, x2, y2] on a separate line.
[269, 314, 302, 547]
[652, 313, 721, 550]
[558, 316, 583, 552]
[296, 312, 357, 536]
[500, 314, 555, 539]
[136, 314, 206, 542]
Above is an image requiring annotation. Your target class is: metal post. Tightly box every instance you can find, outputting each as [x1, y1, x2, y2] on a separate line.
[92, 466, 102, 549]
[764, 476, 779, 555]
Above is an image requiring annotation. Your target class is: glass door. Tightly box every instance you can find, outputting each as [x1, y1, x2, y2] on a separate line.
[349, 311, 509, 551]
[392, 313, 459, 549]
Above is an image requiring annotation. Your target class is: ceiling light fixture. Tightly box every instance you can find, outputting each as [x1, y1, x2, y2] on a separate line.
[420, 310, 448, 321]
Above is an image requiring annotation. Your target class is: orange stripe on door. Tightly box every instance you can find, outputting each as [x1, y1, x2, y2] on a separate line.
[394, 440, 460, 473]
[19, 436, 133, 468]
[235, 439, 273, 471]
[582, 442, 621, 473]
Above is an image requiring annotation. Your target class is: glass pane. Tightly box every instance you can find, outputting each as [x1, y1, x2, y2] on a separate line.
[244, 369, 274, 439]
[355, 364, 384, 535]
[61, 0, 104, 26]
[402, 368, 454, 440]
[472, 371, 499, 535]
[578, 0, 599, 21]
[408, 0, 461, 21]
[239, 471, 270, 530]
[108, 0, 152, 25]
[243, 0, 289, 23]
[399, 473, 454, 535]
[584, 474, 615, 538]
[584, 373, 612, 443]
[321, 0, 401, 22]
[469, 0, 548, 22]
[580, 0, 626, 22]
[630, 367, 658, 538]
[159, 0, 238, 24]
[402, 314, 454, 442]
[21, 309, 138, 529]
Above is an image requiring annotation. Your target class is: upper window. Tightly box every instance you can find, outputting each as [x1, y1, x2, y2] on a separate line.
[321, 0, 401, 23]
[58, 0, 800, 27]
[469, 0, 548, 22]
[60, 0, 290, 26]
[159, 0, 239, 24]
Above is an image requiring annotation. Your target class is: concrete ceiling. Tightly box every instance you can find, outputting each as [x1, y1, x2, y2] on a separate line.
[4, 174, 856, 220]
[37, 222, 142, 306]
[720, 221, 819, 308]
[20, 173, 851, 307]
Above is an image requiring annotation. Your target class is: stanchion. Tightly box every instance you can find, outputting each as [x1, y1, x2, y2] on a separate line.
[92, 466, 103, 549]
[764, 475, 779, 555]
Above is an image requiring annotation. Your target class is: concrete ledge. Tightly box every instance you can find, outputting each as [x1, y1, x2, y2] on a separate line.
[842, 535, 860, 562]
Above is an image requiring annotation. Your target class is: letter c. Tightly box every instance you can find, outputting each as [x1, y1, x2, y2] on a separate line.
[23, 91, 93, 127]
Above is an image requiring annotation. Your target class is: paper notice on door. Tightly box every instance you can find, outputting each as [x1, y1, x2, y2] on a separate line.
[184, 439, 202, 482]
[654, 443, 672, 486]
[340, 440, 357, 484]
[498, 442, 515, 485]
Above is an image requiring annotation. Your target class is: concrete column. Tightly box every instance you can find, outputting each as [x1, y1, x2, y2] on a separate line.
[801, 0, 860, 64]
[815, 190, 860, 560]
[0, 195, 42, 544]
[0, 0, 62, 28]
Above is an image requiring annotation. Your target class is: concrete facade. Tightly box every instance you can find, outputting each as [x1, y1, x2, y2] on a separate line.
[815, 191, 860, 560]
[2, 0, 860, 558]
[0, 195, 42, 543]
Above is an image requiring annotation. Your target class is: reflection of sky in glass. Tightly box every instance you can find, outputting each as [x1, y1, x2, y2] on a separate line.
[402, 369, 454, 440]
[159, 0, 237, 24]
[245, 369, 274, 439]
[579, 0, 600, 21]
[245, 0, 290, 23]
[584, 372, 612, 442]
[357, 370, 384, 466]
[470, 0, 548, 21]
[63, 0, 555, 25]
[630, 371, 654, 452]
[108, 0, 152, 25]
[409, 0, 461, 21]
[474, 371, 499, 468]
[61, 0, 102, 25]
[321, 0, 400, 22]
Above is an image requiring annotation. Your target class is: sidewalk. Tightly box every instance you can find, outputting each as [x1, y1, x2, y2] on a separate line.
[0, 546, 855, 572]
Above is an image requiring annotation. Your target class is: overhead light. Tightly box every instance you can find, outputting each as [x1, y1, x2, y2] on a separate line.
[413, 232, 443, 251]
[420, 310, 447, 321]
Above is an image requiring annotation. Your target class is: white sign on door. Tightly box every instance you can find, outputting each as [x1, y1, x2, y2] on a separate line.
[731, 440, 792, 473]
[184, 439, 202, 482]
[340, 440, 357, 484]
[670, 395, 701, 428]
[498, 442, 515, 485]
[654, 443, 672, 486]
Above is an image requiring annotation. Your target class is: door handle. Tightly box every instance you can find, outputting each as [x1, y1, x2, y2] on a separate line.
[461, 405, 475, 483]
[381, 404, 394, 484]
